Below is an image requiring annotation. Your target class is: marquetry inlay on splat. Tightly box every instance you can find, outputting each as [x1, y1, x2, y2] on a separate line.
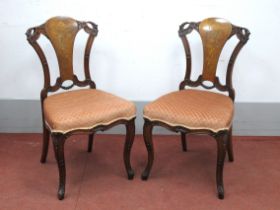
[199, 18, 232, 82]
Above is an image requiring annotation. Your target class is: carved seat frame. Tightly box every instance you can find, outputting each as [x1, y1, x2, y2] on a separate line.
[141, 19, 250, 199]
[26, 17, 135, 200]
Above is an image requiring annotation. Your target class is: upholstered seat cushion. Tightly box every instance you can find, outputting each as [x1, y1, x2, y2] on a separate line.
[44, 89, 136, 133]
[143, 89, 234, 132]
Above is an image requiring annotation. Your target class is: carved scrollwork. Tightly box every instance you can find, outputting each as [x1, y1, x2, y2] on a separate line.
[178, 22, 199, 37]
[46, 75, 96, 93]
[25, 27, 41, 43]
[178, 19, 249, 102]
[180, 75, 232, 97]
[234, 26, 250, 42]
[26, 17, 98, 100]
[81, 21, 98, 36]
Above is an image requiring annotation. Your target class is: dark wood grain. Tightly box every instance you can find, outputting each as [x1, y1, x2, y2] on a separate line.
[143, 18, 250, 199]
[141, 119, 154, 180]
[26, 17, 135, 200]
[51, 133, 66, 200]
[124, 119, 136, 179]
[215, 131, 227, 199]
[178, 18, 250, 101]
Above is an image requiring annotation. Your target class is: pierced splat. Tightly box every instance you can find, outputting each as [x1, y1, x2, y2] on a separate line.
[142, 18, 250, 200]
[26, 16, 98, 95]
[178, 17, 250, 100]
[26, 17, 136, 200]
[199, 18, 232, 82]
[44, 17, 79, 82]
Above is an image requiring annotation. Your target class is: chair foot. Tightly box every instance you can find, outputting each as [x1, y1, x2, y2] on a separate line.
[141, 170, 150, 181]
[228, 156, 234, 162]
[217, 186, 224, 199]
[127, 169, 134, 180]
[57, 186, 65, 200]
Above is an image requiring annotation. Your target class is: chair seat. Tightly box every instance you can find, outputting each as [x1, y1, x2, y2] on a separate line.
[44, 89, 136, 133]
[143, 89, 234, 132]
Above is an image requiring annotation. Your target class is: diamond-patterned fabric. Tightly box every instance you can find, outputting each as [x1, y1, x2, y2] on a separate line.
[44, 89, 136, 133]
[144, 89, 233, 132]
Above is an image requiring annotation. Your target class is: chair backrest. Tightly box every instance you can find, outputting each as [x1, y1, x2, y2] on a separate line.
[26, 16, 98, 100]
[178, 17, 250, 101]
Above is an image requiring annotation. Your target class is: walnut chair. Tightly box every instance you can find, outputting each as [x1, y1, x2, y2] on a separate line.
[26, 17, 136, 200]
[141, 18, 250, 199]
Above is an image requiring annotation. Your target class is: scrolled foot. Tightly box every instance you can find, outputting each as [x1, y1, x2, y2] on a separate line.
[141, 170, 150, 181]
[57, 186, 65, 200]
[127, 169, 134, 180]
[217, 185, 224, 199]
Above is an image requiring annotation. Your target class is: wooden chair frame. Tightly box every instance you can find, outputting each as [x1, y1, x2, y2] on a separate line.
[141, 18, 250, 199]
[26, 17, 135, 200]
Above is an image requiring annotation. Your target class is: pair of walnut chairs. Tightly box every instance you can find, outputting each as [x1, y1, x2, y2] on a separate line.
[26, 17, 250, 200]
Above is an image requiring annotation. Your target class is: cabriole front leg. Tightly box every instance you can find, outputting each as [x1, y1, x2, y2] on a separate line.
[215, 132, 228, 199]
[141, 119, 154, 180]
[123, 119, 135, 180]
[52, 133, 66, 200]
